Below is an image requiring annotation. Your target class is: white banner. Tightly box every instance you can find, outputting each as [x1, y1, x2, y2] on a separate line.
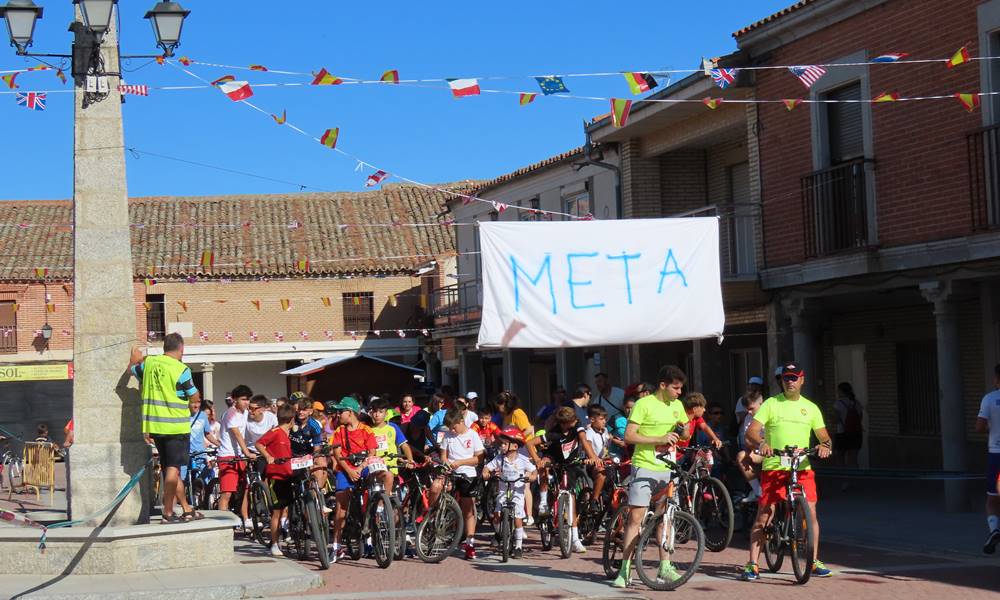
[477, 218, 724, 348]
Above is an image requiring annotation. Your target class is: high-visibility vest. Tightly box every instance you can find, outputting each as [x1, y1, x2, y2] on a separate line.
[140, 355, 192, 435]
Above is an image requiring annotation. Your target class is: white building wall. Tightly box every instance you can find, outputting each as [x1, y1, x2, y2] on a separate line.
[212, 360, 289, 402]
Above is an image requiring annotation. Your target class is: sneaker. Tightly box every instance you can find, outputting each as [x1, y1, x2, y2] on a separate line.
[657, 560, 681, 583]
[984, 529, 1000, 554]
[611, 574, 631, 588]
[572, 540, 587, 553]
[512, 547, 523, 559]
[812, 560, 833, 577]
[740, 561, 759, 581]
[321, 505, 333, 515]
[525, 515, 535, 527]
[269, 543, 283, 557]
[740, 491, 760, 504]
[463, 543, 477, 560]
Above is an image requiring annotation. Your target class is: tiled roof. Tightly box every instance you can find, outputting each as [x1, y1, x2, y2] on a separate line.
[0, 184, 470, 281]
[472, 147, 585, 195]
[732, 0, 818, 38]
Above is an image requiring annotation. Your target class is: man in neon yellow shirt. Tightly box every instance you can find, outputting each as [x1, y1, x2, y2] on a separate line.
[612, 365, 690, 588]
[742, 362, 833, 581]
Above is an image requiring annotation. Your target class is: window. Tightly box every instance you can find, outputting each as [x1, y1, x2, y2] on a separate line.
[519, 197, 539, 221]
[0, 301, 15, 353]
[145, 294, 165, 342]
[342, 292, 374, 333]
[564, 184, 591, 219]
[825, 82, 864, 164]
[896, 340, 940, 435]
[730, 347, 763, 402]
[727, 162, 756, 275]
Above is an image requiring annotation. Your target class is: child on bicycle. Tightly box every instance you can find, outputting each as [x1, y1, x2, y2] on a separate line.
[368, 398, 414, 493]
[482, 427, 537, 558]
[584, 405, 611, 514]
[329, 396, 377, 563]
[429, 408, 485, 559]
[254, 402, 296, 557]
[526, 406, 603, 553]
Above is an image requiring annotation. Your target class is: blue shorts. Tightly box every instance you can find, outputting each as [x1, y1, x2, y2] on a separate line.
[335, 468, 370, 492]
[988, 453, 1000, 496]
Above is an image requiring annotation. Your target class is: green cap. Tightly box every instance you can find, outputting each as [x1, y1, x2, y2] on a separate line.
[333, 396, 361, 414]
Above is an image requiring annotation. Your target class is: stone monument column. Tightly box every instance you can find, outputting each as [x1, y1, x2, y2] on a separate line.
[69, 12, 147, 526]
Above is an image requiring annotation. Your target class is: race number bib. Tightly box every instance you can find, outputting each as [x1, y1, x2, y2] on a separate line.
[291, 456, 313, 471]
[375, 435, 389, 452]
[367, 458, 387, 473]
[779, 455, 793, 469]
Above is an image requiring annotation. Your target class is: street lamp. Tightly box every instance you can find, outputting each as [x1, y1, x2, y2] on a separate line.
[74, 0, 115, 37]
[0, 0, 43, 53]
[144, 1, 189, 57]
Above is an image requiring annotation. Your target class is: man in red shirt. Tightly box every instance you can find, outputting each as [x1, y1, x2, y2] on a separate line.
[329, 397, 377, 562]
[255, 403, 296, 557]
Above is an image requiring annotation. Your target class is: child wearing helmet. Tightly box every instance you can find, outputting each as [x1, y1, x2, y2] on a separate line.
[482, 427, 538, 558]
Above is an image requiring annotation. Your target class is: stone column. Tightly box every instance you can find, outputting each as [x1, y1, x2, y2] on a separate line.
[200, 362, 214, 405]
[620, 344, 641, 387]
[69, 13, 147, 526]
[920, 281, 968, 512]
[784, 297, 817, 397]
[459, 350, 484, 398]
[691, 340, 705, 393]
[503, 349, 533, 410]
[556, 348, 585, 390]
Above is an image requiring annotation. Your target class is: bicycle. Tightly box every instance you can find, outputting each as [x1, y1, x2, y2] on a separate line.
[761, 446, 819, 585]
[413, 459, 465, 563]
[281, 453, 331, 569]
[492, 474, 528, 562]
[536, 458, 588, 559]
[183, 449, 218, 511]
[677, 444, 734, 552]
[217, 455, 258, 538]
[340, 451, 396, 568]
[1, 438, 24, 496]
[601, 457, 635, 579]
[603, 453, 705, 591]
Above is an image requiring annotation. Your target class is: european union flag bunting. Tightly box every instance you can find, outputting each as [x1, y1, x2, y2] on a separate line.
[535, 76, 569, 95]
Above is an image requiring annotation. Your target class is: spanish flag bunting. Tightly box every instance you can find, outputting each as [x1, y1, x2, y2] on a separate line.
[380, 69, 399, 84]
[2, 73, 18, 89]
[295, 258, 310, 272]
[143, 278, 156, 287]
[321, 297, 332, 307]
[955, 92, 981, 112]
[143, 301, 152, 310]
[320, 128, 339, 149]
[352, 296, 361, 306]
[10, 303, 17, 313]
[27, 65, 49, 71]
[251, 299, 261, 311]
[311, 68, 343, 85]
[420, 294, 428, 309]
[55, 69, 66, 84]
[178, 300, 188, 312]
[873, 91, 899, 103]
[703, 97, 723, 109]
[271, 109, 287, 125]
[46, 302, 55, 313]
[782, 98, 802, 111]
[519, 92, 537, 106]
[623, 71, 658, 95]
[200, 250, 214, 270]
[210, 75, 236, 87]
[389, 295, 398, 307]
[947, 46, 970, 68]
[34, 267, 47, 278]
[280, 299, 291, 311]
[610, 98, 632, 128]
[155, 55, 165, 65]
[178, 56, 192, 66]
[250, 64, 268, 72]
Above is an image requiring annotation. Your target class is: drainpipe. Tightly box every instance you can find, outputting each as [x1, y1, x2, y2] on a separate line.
[574, 124, 622, 219]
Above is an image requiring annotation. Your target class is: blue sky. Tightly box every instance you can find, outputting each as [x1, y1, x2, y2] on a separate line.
[1, 1, 792, 200]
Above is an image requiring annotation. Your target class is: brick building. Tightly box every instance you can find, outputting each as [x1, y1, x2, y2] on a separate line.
[0, 185, 461, 442]
[733, 0, 999, 509]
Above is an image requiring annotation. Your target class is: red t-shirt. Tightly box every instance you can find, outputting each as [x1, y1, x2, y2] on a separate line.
[676, 415, 705, 449]
[472, 421, 501, 444]
[257, 427, 292, 480]
[333, 424, 377, 469]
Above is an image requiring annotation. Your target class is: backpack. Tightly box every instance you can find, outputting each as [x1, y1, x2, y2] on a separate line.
[843, 399, 862, 434]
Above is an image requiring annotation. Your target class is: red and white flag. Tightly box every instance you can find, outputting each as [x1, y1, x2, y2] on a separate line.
[224, 331, 233, 342]
[349, 331, 357, 341]
[218, 80, 254, 101]
[119, 83, 149, 96]
[249, 331, 258, 342]
[299, 330, 309, 340]
[198, 330, 209, 342]
[447, 78, 480, 97]
[275, 331, 284, 342]
[373, 330, 381, 337]
[365, 170, 388, 187]
[324, 330, 334, 340]
[397, 330, 406, 338]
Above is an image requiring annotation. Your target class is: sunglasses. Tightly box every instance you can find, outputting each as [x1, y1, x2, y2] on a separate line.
[782, 374, 801, 382]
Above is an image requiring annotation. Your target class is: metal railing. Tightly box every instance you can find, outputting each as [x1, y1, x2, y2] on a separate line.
[671, 203, 759, 278]
[800, 158, 873, 257]
[0, 326, 15, 354]
[433, 280, 481, 325]
[968, 123, 1000, 230]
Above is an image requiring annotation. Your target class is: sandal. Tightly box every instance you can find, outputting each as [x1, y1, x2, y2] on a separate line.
[182, 510, 205, 521]
[161, 514, 184, 524]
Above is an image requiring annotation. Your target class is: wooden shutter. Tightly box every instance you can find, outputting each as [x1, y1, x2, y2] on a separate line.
[826, 82, 864, 164]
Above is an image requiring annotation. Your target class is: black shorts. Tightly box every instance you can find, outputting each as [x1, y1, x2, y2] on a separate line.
[550, 463, 587, 492]
[834, 432, 863, 452]
[452, 475, 482, 499]
[268, 478, 294, 509]
[151, 433, 190, 469]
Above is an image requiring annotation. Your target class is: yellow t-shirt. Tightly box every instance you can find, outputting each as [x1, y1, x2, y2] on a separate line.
[753, 394, 825, 471]
[503, 408, 533, 438]
[371, 423, 401, 472]
[628, 391, 689, 472]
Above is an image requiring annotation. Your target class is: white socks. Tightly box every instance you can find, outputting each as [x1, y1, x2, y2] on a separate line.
[750, 479, 762, 495]
[988, 515, 999, 532]
[571, 526, 579, 541]
[466, 537, 475, 547]
[539, 491, 548, 506]
[515, 527, 525, 548]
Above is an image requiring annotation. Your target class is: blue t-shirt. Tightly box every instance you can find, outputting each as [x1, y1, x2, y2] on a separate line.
[428, 408, 448, 432]
[190, 411, 209, 460]
[289, 417, 323, 456]
[388, 421, 408, 446]
[609, 414, 629, 458]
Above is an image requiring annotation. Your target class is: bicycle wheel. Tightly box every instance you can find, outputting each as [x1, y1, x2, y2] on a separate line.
[697, 477, 734, 552]
[391, 496, 407, 560]
[557, 493, 573, 559]
[602, 504, 629, 580]
[305, 489, 331, 570]
[635, 509, 705, 591]
[539, 513, 553, 551]
[577, 488, 600, 546]
[250, 481, 271, 547]
[789, 498, 816, 584]
[499, 507, 512, 563]
[415, 494, 463, 563]
[290, 499, 309, 560]
[763, 504, 786, 573]
[369, 491, 395, 568]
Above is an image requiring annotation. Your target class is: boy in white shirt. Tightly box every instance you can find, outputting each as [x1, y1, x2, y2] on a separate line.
[431, 408, 484, 559]
[483, 427, 537, 558]
[584, 405, 611, 514]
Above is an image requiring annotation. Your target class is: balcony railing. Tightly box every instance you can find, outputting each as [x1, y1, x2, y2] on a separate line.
[672, 203, 759, 278]
[968, 123, 1000, 230]
[800, 158, 873, 258]
[433, 280, 481, 326]
[0, 325, 15, 354]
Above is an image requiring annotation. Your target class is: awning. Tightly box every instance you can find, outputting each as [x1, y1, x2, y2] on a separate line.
[280, 353, 423, 377]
